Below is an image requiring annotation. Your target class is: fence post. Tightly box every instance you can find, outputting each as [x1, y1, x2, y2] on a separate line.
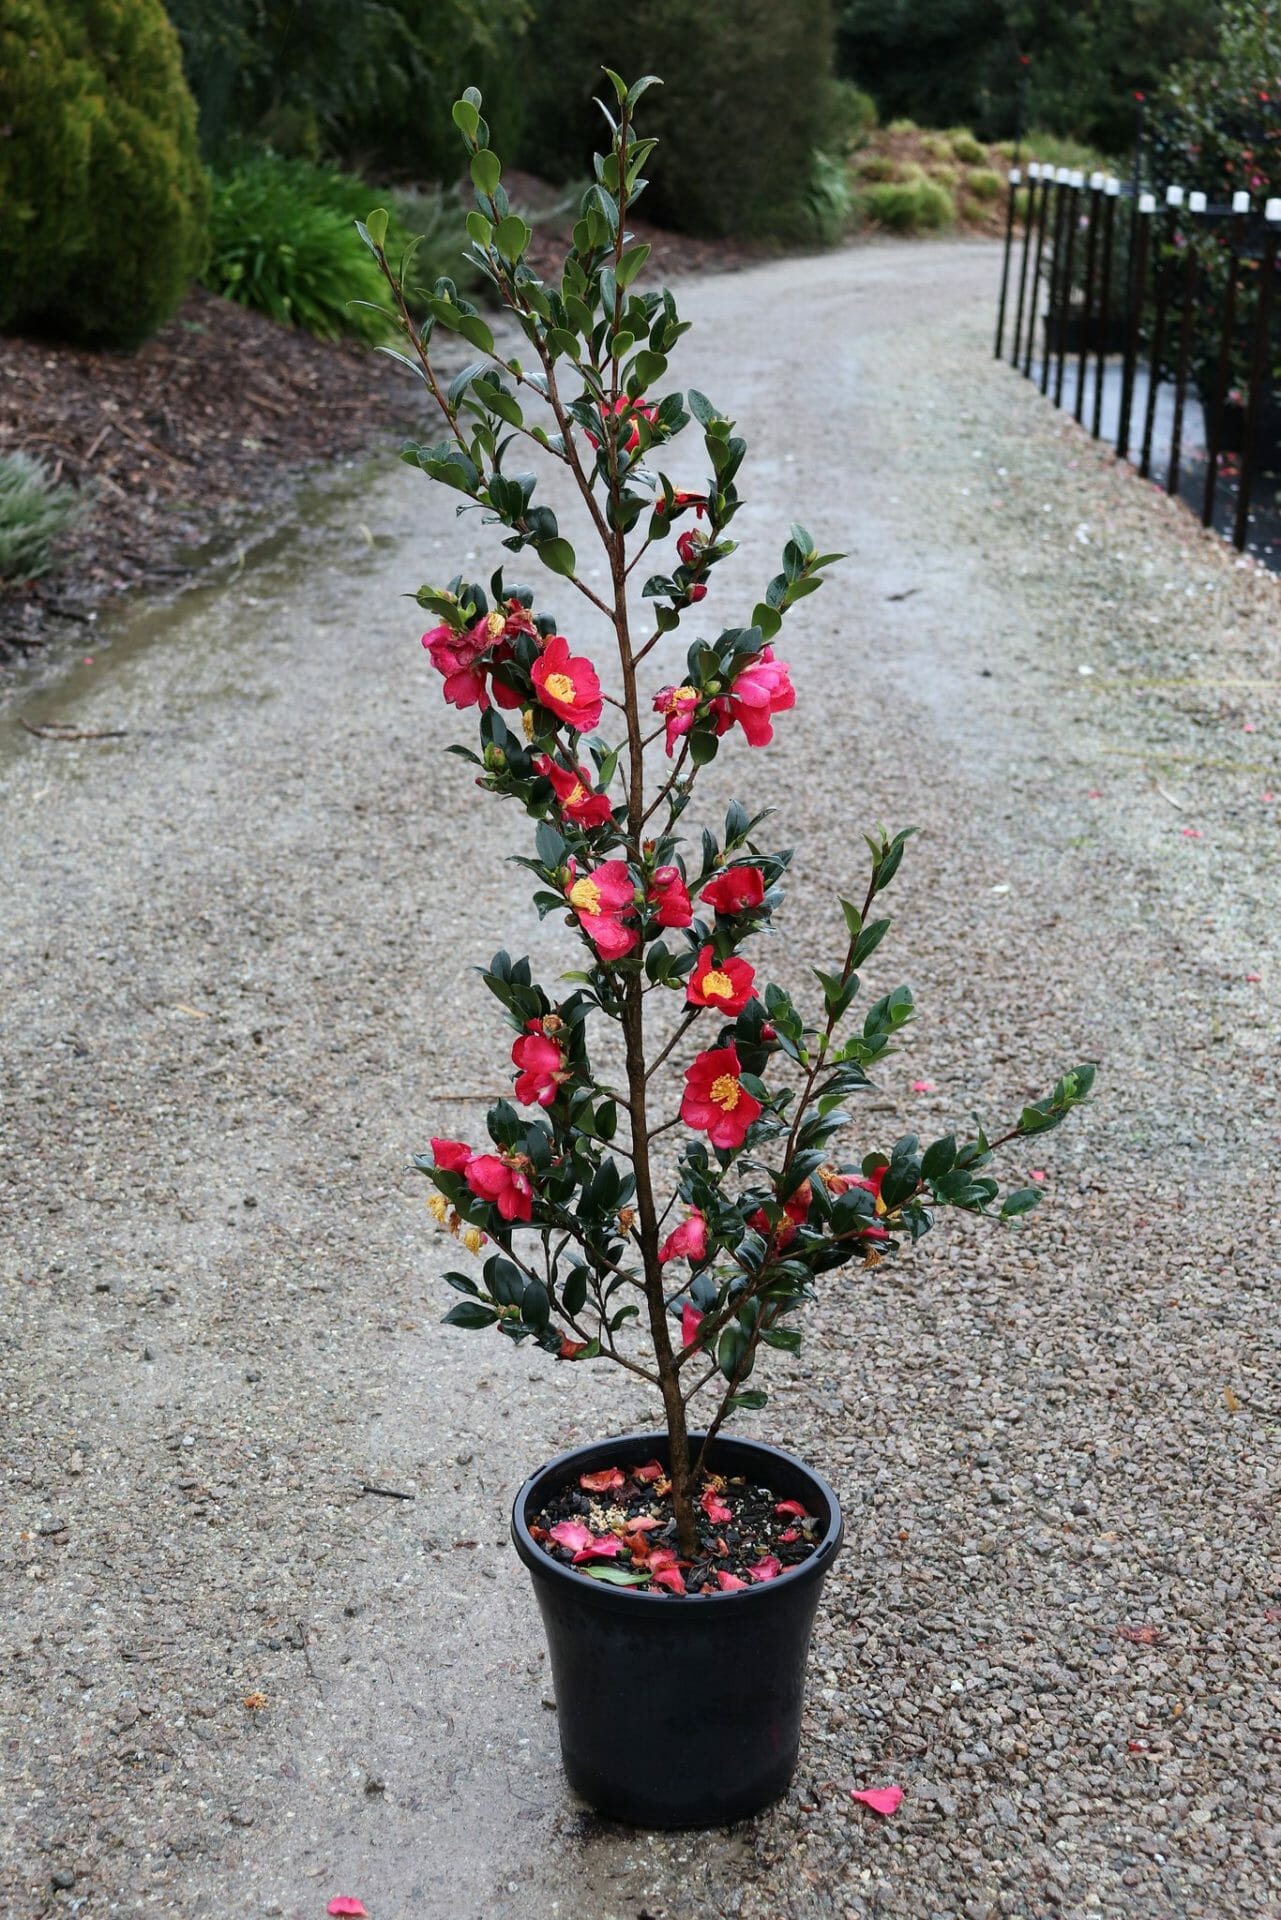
[1011, 162, 1038, 369]
[1140, 187, 1182, 478]
[1203, 190, 1249, 530]
[1118, 192, 1154, 462]
[1054, 172, 1084, 407]
[1093, 177, 1121, 440]
[1075, 171, 1104, 423]
[1167, 192, 1204, 498]
[1042, 169, 1071, 396]
[1233, 201, 1281, 552]
[1024, 165, 1054, 380]
[995, 166, 1022, 359]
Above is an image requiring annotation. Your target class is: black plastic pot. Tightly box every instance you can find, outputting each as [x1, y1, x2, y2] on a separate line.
[511, 1429, 844, 1828]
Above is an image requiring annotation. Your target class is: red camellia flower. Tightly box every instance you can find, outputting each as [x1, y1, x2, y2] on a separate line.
[464, 1152, 533, 1222]
[686, 944, 756, 1014]
[747, 1206, 797, 1251]
[700, 865, 765, 916]
[566, 858, 638, 961]
[670, 489, 707, 519]
[421, 603, 531, 712]
[726, 647, 795, 747]
[430, 1136, 473, 1173]
[687, 582, 708, 602]
[512, 1019, 568, 1107]
[681, 1301, 704, 1347]
[653, 683, 700, 756]
[658, 1209, 709, 1266]
[648, 864, 692, 928]
[585, 394, 658, 454]
[680, 1044, 762, 1151]
[676, 528, 705, 568]
[531, 634, 603, 732]
[534, 754, 614, 829]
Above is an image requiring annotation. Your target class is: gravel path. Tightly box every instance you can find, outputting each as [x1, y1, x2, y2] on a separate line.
[2, 238, 1278, 1920]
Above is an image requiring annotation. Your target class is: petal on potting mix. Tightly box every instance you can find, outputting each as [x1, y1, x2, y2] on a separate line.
[851, 1786, 904, 1816]
[748, 1555, 783, 1582]
[571, 1535, 623, 1562]
[774, 1498, 809, 1518]
[701, 1487, 732, 1524]
[652, 1565, 686, 1594]
[548, 1519, 594, 1553]
[632, 1459, 665, 1483]
[715, 1569, 749, 1591]
[579, 1467, 626, 1493]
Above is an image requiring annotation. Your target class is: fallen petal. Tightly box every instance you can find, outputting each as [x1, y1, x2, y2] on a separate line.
[652, 1566, 686, 1594]
[623, 1514, 661, 1533]
[748, 1555, 783, 1583]
[715, 1569, 749, 1591]
[851, 1785, 903, 1816]
[579, 1467, 625, 1493]
[701, 1488, 732, 1525]
[632, 1459, 664, 1484]
[774, 1499, 809, 1519]
[571, 1534, 623, 1563]
[548, 1519, 593, 1554]
[911, 1079, 935, 1093]
[328, 1902, 369, 1918]
[779, 1527, 799, 1543]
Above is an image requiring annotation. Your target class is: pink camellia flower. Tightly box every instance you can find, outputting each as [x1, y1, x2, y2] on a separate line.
[430, 1137, 473, 1173]
[715, 1569, 748, 1592]
[512, 1019, 568, 1107]
[464, 1152, 533, 1222]
[686, 944, 756, 1015]
[648, 864, 693, 928]
[748, 1555, 783, 1583]
[700, 865, 765, 916]
[658, 1210, 709, 1266]
[680, 1044, 762, 1152]
[585, 394, 658, 454]
[653, 683, 700, 756]
[421, 620, 493, 711]
[534, 754, 614, 829]
[681, 1301, 704, 1347]
[566, 858, 638, 960]
[531, 634, 603, 732]
[725, 647, 795, 747]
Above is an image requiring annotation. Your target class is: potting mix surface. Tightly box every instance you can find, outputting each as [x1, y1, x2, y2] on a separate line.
[529, 1461, 821, 1594]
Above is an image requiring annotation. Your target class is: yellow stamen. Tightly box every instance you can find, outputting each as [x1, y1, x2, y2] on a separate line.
[522, 710, 535, 740]
[569, 877, 602, 915]
[461, 1226, 484, 1254]
[674, 684, 697, 703]
[544, 672, 576, 703]
[566, 780, 586, 807]
[485, 610, 505, 639]
[702, 968, 735, 1000]
[709, 1073, 740, 1111]
[427, 1194, 449, 1224]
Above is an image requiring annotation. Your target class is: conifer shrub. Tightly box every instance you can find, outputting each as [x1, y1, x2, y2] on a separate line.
[0, 0, 209, 348]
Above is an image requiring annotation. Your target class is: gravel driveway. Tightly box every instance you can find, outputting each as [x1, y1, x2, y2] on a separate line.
[2, 238, 1278, 1920]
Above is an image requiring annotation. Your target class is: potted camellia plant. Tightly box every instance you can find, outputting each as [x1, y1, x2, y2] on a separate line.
[359, 73, 1093, 1830]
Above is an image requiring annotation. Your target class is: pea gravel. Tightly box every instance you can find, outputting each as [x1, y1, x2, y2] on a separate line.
[2, 239, 1277, 1920]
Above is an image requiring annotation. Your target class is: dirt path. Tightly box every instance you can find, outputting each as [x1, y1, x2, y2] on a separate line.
[2, 239, 1278, 1920]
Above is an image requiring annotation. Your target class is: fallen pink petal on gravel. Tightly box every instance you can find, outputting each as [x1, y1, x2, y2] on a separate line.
[328, 1901, 369, 1918]
[851, 1786, 904, 1816]
[911, 1079, 935, 1092]
[1181, 827, 1203, 838]
[1030, 1169, 1047, 1182]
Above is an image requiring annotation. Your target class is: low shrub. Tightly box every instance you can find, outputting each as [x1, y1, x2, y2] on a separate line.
[950, 130, 987, 165]
[826, 78, 878, 152]
[965, 166, 1004, 201]
[1023, 129, 1110, 174]
[885, 117, 918, 135]
[0, 452, 84, 582]
[928, 163, 959, 189]
[860, 177, 954, 233]
[0, 0, 208, 348]
[855, 151, 897, 183]
[920, 132, 951, 161]
[805, 148, 854, 244]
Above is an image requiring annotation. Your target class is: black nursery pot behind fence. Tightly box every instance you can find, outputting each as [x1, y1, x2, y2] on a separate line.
[994, 159, 1281, 567]
[512, 1430, 845, 1829]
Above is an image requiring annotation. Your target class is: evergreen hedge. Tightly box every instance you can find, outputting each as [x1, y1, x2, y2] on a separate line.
[0, 0, 209, 348]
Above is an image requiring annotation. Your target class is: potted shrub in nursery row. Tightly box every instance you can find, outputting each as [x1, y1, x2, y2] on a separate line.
[359, 74, 1093, 1829]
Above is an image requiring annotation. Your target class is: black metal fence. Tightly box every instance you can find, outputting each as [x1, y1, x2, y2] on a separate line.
[995, 163, 1281, 565]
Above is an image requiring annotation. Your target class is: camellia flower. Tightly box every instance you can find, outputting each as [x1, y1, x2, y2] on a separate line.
[725, 647, 795, 747]
[566, 857, 638, 960]
[421, 603, 530, 712]
[531, 634, 603, 732]
[585, 393, 658, 453]
[430, 1137, 473, 1173]
[680, 1044, 762, 1152]
[653, 683, 700, 756]
[648, 865, 693, 928]
[700, 865, 765, 916]
[748, 1180, 812, 1250]
[681, 1301, 704, 1347]
[670, 489, 707, 519]
[686, 944, 756, 1014]
[658, 1209, 709, 1266]
[464, 1151, 534, 1222]
[512, 1019, 568, 1107]
[676, 528, 705, 568]
[534, 754, 614, 829]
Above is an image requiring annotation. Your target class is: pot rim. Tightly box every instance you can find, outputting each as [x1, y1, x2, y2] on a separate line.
[510, 1428, 844, 1609]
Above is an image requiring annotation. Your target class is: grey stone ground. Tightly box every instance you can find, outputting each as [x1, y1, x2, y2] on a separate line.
[2, 240, 1278, 1920]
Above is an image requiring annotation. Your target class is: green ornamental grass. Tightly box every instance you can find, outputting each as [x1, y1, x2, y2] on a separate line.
[0, 452, 84, 583]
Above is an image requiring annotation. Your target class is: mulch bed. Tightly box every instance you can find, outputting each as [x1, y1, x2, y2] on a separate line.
[0, 189, 762, 666]
[530, 1459, 822, 1596]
